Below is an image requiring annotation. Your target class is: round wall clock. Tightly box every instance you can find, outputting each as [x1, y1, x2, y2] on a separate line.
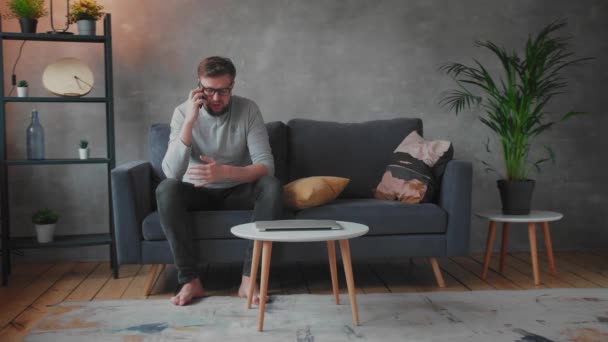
[42, 57, 94, 97]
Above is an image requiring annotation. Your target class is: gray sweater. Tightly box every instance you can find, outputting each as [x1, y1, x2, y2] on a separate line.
[161, 95, 274, 189]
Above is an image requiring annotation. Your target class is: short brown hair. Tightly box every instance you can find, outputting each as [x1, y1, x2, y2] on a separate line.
[197, 56, 236, 81]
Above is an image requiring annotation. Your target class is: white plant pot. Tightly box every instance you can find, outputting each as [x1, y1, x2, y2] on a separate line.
[79, 148, 89, 159]
[17, 87, 28, 97]
[35, 223, 55, 243]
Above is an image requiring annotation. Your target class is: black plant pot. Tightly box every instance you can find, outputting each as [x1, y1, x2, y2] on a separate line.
[18, 18, 38, 34]
[497, 179, 535, 215]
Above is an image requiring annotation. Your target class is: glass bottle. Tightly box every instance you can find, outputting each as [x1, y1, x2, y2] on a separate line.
[26, 109, 45, 160]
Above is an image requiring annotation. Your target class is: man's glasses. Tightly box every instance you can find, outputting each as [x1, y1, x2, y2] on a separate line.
[198, 81, 232, 96]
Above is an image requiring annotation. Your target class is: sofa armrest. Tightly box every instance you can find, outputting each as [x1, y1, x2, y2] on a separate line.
[111, 160, 154, 264]
[439, 160, 473, 256]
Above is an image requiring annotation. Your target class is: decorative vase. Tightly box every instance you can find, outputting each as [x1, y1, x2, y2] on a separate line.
[18, 18, 38, 33]
[76, 20, 96, 35]
[497, 179, 535, 215]
[26, 110, 45, 160]
[35, 223, 55, 243]
[79, 147, 89, 159]
[17, 87, 28, 97]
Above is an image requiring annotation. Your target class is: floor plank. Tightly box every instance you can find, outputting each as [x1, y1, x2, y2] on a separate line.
[0, 263, 97, 342]
[501, 254, 572, 288]
[369, 261, 419, 293]
[470, 254, 544, 290]
[511, 253, 599, 288]
[410, 258, 468, 292]
[436, 257, 493, 291]
[450, 256, 520, 290]
[558, 252, 608, 276]
[546, 253, 608, 287]
[0, 263, 55, 305]
[64, 263, 112, 302]
[353, 263, 390, 294]
[93, 264, 141, 300]
[121, 265, 153, 299]
[0, 263, 76, 329]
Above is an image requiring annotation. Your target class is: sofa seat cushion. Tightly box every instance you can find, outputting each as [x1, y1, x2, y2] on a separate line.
[294, 199, 446, 236]
[142, 210, 253, 241]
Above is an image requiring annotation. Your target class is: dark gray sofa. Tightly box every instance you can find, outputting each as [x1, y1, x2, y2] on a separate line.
[111, 118, 472, 292]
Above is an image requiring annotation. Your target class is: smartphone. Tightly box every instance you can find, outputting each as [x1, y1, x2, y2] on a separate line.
[196, 81, 207, 107]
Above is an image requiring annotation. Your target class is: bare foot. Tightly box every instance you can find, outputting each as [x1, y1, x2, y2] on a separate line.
[170, 278, 205, 306]
[238, 275, 268, 305]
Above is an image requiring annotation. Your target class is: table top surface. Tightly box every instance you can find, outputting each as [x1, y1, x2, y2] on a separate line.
[476, 210, 563, 223]
[230, 221, 369, 242]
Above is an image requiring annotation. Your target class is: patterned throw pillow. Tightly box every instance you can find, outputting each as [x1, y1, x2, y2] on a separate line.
[374, 131, 453, 203]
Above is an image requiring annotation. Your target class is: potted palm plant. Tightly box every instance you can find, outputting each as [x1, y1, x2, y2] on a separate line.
[68, 0, 104, 36]
[3, 0, 48, 33]
[440, 20, 590, 215]
[32, 208, 59, 243]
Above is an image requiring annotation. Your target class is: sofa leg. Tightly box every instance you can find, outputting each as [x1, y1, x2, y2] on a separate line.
[144, 264, 164, 296]
[429, 258, 446, 288]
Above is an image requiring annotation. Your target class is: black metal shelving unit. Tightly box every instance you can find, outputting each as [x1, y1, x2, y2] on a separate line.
[0, 15, 117, 285]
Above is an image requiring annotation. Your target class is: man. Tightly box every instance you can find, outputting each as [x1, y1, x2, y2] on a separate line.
[157, 56, 282, 306]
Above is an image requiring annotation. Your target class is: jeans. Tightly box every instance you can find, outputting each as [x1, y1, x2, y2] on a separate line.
[155, 175, 283, 285]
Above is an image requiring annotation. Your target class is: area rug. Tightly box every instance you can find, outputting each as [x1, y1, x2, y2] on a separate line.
[26, 289, 608, 341]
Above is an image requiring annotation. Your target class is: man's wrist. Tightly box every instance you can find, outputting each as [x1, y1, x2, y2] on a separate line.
[222, 164, 234, 180]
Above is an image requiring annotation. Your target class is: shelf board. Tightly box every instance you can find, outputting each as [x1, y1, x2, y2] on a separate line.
[5, 158, 110, 165]
[9, 233, 112, 249]
[3, 97, 109, 103]
[0, 32, 105, 43]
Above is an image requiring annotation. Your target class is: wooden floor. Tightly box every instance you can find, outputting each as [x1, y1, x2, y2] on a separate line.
[1, 251, 608, 341]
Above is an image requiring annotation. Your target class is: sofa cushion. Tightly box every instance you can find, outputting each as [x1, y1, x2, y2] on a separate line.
[374, 131, 453, 204]
[287, 118, 422, 198]
[142, 210, 253, 241]
[283, 176, 350, 209]
[148, 121, 288, 184]
[294, 199, 446, 236]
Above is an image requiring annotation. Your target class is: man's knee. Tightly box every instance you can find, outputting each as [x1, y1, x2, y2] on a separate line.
[156, 178, 183, 206]
[256, 175, 282, 197]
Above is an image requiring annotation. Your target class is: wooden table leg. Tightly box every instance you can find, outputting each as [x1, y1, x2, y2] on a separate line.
[339, 239, 359, 326]
[327, 240, 340, 304]
[500, 222, 510, 273]
[482, 221, 497, 280]
[247, 240, 262, 309]
[541, 222, 557, 276]
[528, 223, 540, 286]
[258, 241, 272, 332]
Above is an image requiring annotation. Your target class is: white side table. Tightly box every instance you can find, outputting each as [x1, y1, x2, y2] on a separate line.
[231, 221, 369, 331]
[476, 210, 563, 286]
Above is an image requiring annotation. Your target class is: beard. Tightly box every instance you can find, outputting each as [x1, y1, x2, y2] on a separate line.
[203, 100, 230, 117]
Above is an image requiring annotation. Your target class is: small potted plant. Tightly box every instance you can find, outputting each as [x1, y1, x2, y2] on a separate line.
[79, 139, 89, 159]
[17, 80, 28, 97]
[32, 208, 59, 243]
[2, 0, 48, 33]
[68, 0, 104, 36]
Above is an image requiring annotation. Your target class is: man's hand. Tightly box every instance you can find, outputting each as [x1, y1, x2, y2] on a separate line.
[187, 156, 228, 187]
[185, 87, 207, 124]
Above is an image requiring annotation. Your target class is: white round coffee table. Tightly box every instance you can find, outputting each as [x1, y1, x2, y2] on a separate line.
[231, 221, 369, 331]
[476, 210, 563, 286]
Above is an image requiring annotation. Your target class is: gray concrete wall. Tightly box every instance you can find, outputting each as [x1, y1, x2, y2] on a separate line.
[2, 0, 607, 262]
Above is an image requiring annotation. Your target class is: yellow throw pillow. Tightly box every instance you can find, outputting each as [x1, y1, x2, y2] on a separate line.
[283, 176, 350, 209]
